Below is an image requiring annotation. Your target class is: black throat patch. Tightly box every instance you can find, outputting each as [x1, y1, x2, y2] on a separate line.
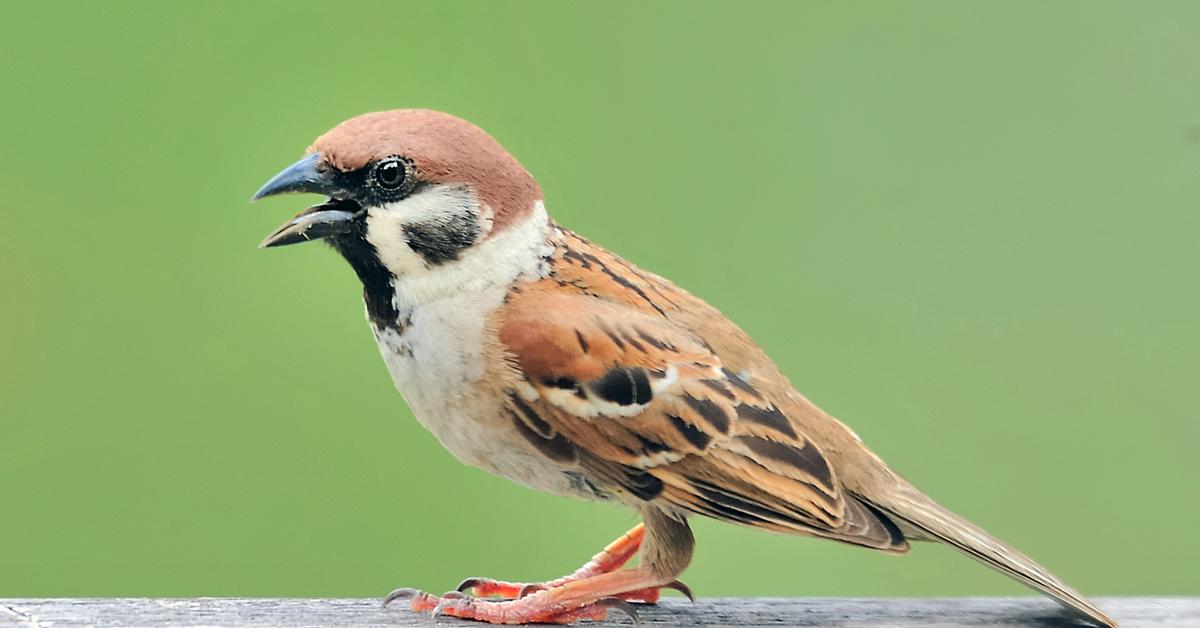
[402, 212, 480, 266]
[326, 228, 400, 332]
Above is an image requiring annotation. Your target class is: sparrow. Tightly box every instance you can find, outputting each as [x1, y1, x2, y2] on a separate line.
[251, 109, 1116, 627]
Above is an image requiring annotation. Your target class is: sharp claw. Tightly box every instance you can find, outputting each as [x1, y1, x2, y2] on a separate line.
[456, 577, 482, 593]
[663, 579, 696, 603]
[597, 597, 641, 625]
[430, 598, 450, 620]
[518, 583, 546, 598]
[382, 587, 419, 607]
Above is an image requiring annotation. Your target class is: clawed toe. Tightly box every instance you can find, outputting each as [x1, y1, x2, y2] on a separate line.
[382, 587, 419, 607]
[663, 579, 695, 603]
[517, 583, 546, 598]
[596, 597, 641, 624]
[456, 577, 494, 594]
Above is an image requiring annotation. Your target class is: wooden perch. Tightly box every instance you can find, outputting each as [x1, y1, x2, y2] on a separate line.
[2, 597, 1195, 627]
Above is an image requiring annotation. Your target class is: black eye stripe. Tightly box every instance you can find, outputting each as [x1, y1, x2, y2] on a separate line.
[327, 155, 417, 206]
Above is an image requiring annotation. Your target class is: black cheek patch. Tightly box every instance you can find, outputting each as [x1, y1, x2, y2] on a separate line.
[402, 212, 480, 265]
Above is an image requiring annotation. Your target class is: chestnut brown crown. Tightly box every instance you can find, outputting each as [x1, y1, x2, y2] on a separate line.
[311, 109, 542, 229]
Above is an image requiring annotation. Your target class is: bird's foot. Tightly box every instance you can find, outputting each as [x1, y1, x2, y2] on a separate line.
[385, 569, 673, 625]
[453, 523, 688, 604]
[384, 588, 634, 624]
[455, 576, 691, 604]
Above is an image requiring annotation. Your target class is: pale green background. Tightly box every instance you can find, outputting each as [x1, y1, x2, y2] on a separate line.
[2, 1, 1197, 599]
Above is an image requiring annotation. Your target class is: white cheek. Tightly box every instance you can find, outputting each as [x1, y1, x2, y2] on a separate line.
[382, 199, 552, 307]
[363, 184, 481, 276]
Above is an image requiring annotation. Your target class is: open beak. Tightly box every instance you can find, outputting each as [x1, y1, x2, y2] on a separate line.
[251, 153, 362, 248]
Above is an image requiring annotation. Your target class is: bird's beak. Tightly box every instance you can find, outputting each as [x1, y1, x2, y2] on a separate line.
[251, 153, 361, 248]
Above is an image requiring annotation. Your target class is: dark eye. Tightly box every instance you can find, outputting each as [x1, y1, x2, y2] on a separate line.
[374, 158, 406, 190]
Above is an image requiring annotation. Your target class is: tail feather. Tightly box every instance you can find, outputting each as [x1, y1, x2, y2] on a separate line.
[873, 489, 1117, 628]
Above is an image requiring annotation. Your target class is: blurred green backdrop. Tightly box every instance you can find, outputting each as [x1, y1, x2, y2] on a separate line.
[2, 0, 1197, 599]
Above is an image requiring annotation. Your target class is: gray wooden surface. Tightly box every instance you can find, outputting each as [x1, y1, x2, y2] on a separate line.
[1, 598, 1194, 628]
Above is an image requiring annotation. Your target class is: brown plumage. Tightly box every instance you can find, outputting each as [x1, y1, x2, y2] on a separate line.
[253, 109, 1117, 627]
[493, 228, 1112, 624]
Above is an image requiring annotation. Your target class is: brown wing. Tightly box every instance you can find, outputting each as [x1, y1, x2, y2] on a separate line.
[496, 286, 907, 552]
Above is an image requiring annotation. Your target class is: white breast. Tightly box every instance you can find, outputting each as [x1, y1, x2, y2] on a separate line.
[372, 285, 508, 469]
[366, 201, 575, 493]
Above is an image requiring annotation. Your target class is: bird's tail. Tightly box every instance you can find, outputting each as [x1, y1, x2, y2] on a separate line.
[871, 485, 1117, 628]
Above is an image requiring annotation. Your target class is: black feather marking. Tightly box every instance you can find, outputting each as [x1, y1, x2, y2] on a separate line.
[634, 433, 672, 455]
[689, 478, 813, 528]
[574, 330, 590, 353]
[564, 471, 610, 500]
[667, 414, 713, 450]
[698, 378, 737, 400]
[543, 376, 578, 390]
[856, 497, 908, 547]
[633, 326, 672, 351]
[599, 323, 626, 350]
[576, 249, 668, 317]
[562, 247, 592, 269]
[618, 466, 664, 501]
[737, 436, 833, 488]
[683, 395, 730, 434]
[723, 368, 764, 399]
[688, 498, 770, 526]
[731, 450, 840, 521]
[510, 409, 577, 463]
[509, 392, 553, 437]
[589, 367, 652, 406]
[735, 404, 798, 438]
[611, 255, 681, 309]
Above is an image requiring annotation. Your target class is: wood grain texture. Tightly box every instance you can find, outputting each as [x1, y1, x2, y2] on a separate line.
[1, 598, 1194, 627]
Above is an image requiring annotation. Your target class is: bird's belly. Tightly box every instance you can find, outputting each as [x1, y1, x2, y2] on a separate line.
[371, 295, 586, 500]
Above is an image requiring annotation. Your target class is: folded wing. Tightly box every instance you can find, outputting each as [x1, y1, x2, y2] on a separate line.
[497, 290, 907, 552]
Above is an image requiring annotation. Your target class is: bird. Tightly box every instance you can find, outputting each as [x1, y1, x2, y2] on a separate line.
[251, 109, 1116, 627]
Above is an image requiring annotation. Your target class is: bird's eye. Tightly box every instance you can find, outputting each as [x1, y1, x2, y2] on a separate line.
[374, 158, 406, 190]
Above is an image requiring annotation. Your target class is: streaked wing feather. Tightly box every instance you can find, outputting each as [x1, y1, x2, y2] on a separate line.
[497, 286, 908, 552]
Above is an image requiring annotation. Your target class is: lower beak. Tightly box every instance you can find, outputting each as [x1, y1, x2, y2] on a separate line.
[252, 152, 361, 248]
[258, 200, 360, 248]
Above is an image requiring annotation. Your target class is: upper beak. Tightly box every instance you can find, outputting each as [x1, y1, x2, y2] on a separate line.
[251, 153, 361, 248]
[251, 152, 330, 201]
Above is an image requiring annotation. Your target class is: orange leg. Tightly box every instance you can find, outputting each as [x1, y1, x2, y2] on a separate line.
[452, 523, 686, 604]
[391, 568, 674, 624]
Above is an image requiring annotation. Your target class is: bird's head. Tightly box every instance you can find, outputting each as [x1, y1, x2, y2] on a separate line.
[252, 109, 543, 277]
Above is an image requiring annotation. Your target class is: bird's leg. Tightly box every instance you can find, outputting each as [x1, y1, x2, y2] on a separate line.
[454, 523, 681, 603]
[386, 510, 695, 624]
